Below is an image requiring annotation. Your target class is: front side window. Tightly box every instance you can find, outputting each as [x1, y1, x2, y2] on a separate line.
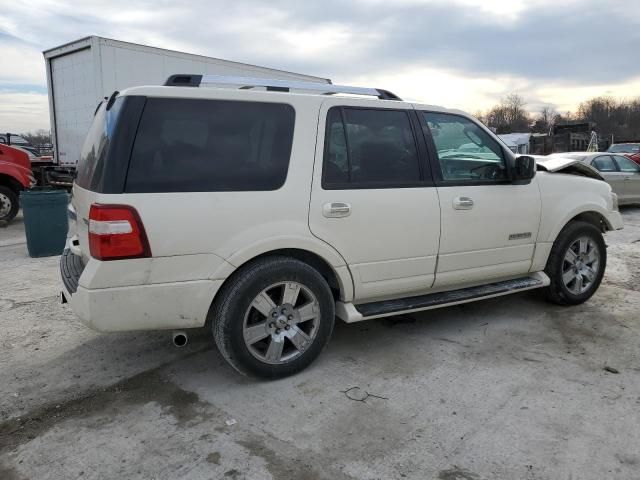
[592, 155, 617, 172]
[613, 155, 640, 172]
[322, 107, 421, 189]
[126, 98, 295, 193]
[422, 112, 507, 182]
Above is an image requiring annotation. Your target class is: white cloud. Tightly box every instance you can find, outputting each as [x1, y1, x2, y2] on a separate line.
[0, 92, 50, 133]
[0, 0, 639, 132]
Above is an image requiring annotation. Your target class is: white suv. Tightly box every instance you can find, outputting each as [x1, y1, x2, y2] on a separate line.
[60, 75, 623, 378]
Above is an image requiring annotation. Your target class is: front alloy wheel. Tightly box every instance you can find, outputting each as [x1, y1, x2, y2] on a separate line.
[544, 221, 606, 305]
[561, 237, 601, 295]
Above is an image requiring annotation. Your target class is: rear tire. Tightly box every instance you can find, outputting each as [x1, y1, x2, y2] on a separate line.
[0, 185, 19, 223]
[211, 256, 335, 378]
[544, 221, 606, 305]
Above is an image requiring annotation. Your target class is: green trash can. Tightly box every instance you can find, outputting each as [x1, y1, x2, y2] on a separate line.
[20, 188, 69, 258]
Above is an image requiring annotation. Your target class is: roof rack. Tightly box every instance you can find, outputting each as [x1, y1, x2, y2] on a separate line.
[164, 74, 402, 101]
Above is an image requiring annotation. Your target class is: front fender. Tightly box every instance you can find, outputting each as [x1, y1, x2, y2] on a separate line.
[537, 172, 621, 242]
[0, 160, 32, 188]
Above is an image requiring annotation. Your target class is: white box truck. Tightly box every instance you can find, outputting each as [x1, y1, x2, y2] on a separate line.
[41, 36, 330, 186]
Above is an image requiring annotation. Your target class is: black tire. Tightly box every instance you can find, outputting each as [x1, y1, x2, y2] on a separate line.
[0, 185, 19, 223]
[211, 256, 335, 378]
[544, 220, 606, 305]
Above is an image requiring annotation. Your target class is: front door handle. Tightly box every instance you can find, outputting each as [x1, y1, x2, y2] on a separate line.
[453, 196, 474, 210]
[323, 202, 351, 218]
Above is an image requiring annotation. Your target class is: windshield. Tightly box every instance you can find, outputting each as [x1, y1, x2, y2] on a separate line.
[607, 143, 640, 153]
[75, 97, 124, 190]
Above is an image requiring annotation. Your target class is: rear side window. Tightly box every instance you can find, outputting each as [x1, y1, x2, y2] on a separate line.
[125, 98, 295, 193]
[592, 155, 617, 172]
[76, 97, 125, 190]
[322, 107, 421, 189]
[613, 155, 640, 172]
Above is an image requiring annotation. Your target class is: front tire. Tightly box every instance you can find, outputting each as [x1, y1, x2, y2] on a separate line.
[212, 256, 335, 378]
[0, 185, 19, 223]
[544, 221, 606, 305]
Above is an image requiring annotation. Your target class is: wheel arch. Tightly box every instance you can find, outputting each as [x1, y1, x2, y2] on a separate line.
[568, 211, 612, 233]
[205, 244, 354, 328]
[0, 173, 24, 193]
[547, 206, 614, 242]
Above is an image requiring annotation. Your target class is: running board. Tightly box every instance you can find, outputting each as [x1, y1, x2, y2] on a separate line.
[336, 273, 549, 323]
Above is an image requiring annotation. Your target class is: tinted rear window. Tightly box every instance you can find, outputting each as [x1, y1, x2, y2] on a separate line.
[125, 98, 295, 193]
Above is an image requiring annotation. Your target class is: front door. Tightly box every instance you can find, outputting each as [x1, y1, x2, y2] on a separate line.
[308, 99, 441, 302]
[612, 155, 640, 203]
[591, 155, 627, 200]
[417, 110, 541, 288]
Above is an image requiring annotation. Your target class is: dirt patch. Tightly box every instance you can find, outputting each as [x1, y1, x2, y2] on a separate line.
[237, 436, 353, 480]
[0, 464, 26, 480]
[206, 451, 221, 464]
[438, 467, 481, 480]
[0, 350, 214, 453]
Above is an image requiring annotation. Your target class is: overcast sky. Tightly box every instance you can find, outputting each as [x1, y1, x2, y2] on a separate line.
[1, 0, 640, 133]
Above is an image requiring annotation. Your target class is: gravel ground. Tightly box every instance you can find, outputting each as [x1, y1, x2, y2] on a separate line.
[1, 207, 639, 480]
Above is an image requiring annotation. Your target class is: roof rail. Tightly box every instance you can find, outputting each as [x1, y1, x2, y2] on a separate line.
[164, 74, 402, 101]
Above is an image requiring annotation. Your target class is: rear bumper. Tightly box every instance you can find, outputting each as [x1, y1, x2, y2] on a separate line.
[60, 249, 222, 332]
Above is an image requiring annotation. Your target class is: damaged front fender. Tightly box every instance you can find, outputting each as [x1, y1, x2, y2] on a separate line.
[527, 155, 604, 181]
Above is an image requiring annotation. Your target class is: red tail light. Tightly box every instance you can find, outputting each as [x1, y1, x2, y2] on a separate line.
[88, 204, 151, 260]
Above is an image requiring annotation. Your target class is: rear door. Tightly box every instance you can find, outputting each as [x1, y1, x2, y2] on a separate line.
[590, 155, 626, 200]
[612, 155, 640, 202]
[309, 99, 441, 302]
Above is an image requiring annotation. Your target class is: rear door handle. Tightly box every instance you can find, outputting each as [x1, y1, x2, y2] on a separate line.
[323, 202, 351, 218]
[453, 196, 474, 210]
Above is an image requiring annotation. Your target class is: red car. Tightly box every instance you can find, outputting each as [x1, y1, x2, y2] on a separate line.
[0, 144, 35, 222]
[607, 143, 640, 165]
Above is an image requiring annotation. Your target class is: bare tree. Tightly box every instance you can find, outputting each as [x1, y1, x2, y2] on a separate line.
[483, 93, 530, 133]
[532, 106, 558, 134]
[20, 130, 52, 147]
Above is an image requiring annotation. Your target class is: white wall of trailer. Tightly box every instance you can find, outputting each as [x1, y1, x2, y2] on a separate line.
[43, 36, 329, 167]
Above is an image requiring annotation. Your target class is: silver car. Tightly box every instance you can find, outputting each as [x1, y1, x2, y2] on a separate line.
[549, 152, 640, 205]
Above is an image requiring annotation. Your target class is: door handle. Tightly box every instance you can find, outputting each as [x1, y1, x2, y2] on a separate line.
[453, 196, 474, 210]
[323, 202, 351, 218]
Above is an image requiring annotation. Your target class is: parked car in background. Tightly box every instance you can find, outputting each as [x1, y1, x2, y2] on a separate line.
[0, 143, 36, 222]
[549, 152, 640, 205]
[607, 143, 640, 165]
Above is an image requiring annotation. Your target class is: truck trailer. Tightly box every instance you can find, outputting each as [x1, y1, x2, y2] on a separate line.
[41, 36, 330, 186]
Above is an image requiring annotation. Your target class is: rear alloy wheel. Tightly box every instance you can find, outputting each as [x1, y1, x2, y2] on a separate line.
[243, 281, 321, 365]
[0, 186, 19, 223]
[212, 257, 335, 378]
[544, 221, 606, 305]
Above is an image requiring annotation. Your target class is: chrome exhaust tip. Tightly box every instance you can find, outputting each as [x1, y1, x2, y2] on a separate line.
[172, 331, 188, 348]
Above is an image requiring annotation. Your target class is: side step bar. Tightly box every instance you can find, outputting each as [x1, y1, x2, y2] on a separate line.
[336, 273, 549, 323]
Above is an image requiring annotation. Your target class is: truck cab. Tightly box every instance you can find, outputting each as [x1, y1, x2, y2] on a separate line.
[0, 143, 35, 222]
